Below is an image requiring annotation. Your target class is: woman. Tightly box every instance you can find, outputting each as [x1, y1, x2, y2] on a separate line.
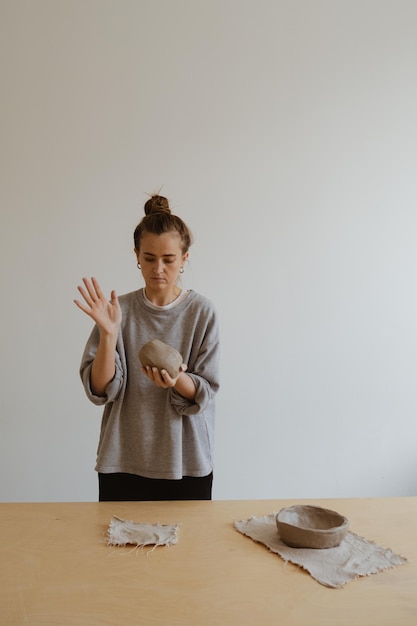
[75, 194, 220, 501]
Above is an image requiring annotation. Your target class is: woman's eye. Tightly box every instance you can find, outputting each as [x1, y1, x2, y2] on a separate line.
[143, 257, 175, 264]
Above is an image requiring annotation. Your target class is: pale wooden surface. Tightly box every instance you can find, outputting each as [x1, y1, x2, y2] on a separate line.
[0, 498, 415, 625]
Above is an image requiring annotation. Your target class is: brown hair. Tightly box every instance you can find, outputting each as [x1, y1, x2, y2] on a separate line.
[133, 194, 193, 254]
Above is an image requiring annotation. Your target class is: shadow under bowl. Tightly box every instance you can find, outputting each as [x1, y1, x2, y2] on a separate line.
[276, 505, 349, 549]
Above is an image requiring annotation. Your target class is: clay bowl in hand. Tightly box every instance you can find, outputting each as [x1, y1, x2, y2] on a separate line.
[276, 505, 349, 549]
[138, 339, 183, 379]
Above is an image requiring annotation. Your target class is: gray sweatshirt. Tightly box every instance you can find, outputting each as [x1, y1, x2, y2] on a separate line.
[80, 289, 220, 479]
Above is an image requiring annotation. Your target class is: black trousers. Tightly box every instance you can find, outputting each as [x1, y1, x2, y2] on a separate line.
[98, 472, 213, 502]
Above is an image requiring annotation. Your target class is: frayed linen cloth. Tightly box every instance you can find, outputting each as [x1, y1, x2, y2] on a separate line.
[234, 513, 407, 588]
[107, 516, 179, 549]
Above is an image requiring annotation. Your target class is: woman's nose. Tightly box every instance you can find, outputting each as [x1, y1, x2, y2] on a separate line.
[153, 260, 164, 274]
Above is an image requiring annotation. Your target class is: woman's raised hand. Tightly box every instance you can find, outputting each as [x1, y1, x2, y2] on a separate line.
[74, 277, 122, 335]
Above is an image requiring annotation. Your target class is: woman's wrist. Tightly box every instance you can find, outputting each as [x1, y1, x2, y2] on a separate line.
[174, 372, 196, 401]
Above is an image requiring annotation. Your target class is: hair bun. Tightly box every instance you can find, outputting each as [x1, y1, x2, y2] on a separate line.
[144, 194, 170, 216]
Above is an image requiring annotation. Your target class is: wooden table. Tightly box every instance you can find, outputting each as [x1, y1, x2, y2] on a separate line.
[0, 498, 415, 625]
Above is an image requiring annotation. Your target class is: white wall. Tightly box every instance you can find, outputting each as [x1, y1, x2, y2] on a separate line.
[1, 0, 416, 502]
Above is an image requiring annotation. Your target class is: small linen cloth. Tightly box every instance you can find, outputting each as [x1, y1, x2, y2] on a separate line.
[107, 516, 179, 548]
[234, 513, 407, 588]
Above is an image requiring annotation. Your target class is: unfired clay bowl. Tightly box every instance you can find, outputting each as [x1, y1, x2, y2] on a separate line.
[138, 339, 183, 379]
[276, 505, 349, 549]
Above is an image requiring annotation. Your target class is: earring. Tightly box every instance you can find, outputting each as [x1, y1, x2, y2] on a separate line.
[137, 263, 141, 270]
[179, 267, 184, 274]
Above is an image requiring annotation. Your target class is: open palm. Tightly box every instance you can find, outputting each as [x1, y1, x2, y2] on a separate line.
[74, 277, 122, 335]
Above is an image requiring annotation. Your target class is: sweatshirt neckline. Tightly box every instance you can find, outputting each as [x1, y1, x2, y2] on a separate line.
[137, 288, 194, 313]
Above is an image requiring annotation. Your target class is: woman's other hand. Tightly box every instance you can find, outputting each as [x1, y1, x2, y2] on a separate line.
[141, 363, 187, 388]
[141, 364, 196, 401]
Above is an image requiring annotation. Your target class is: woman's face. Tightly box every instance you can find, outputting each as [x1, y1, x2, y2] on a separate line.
[136, 231, 188, 299]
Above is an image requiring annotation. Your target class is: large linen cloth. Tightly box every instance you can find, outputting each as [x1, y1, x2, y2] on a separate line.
[234, 513, 407, 588]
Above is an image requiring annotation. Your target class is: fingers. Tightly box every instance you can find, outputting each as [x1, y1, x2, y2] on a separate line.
[73, 298, 90, 315]
[141, 366, 176, 388]
[81, 277, 101, 303]
[90, 276, 106, 300]
[76, 283, 93, 307]
[74, 277, 120, 323]
[160, 369, 176, 385]
[75, 277, 116, 308]
[74, 278, 96, 308]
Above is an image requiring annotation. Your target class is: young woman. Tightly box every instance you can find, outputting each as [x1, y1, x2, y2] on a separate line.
[75, 195, 220, 501]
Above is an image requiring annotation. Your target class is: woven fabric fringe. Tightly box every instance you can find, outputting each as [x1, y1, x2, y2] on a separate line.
[234, 513, 407, 588]
[107, 516, 179, 548]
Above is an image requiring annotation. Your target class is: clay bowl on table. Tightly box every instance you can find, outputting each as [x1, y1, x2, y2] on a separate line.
[276, 505, 349, 549]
